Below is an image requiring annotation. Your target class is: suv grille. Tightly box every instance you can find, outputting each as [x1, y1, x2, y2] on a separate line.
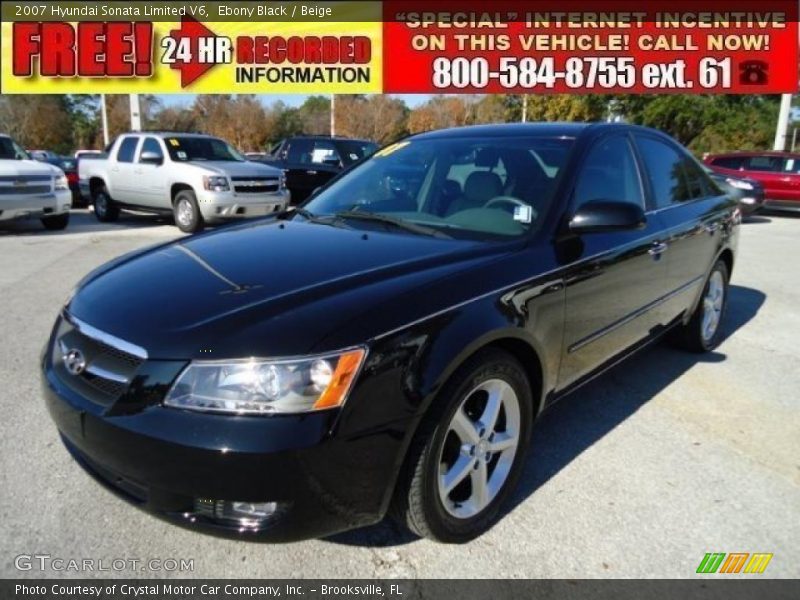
[51, 317, 145, 407]
[231, 176, 280, 194]
[0, 175, 52, 196]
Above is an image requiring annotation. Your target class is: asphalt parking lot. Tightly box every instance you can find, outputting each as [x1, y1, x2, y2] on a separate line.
[1, 209, 798, 578]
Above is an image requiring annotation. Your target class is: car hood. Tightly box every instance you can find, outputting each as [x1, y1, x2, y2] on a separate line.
[69, 219, 513, 359]
[0, 159, 60, 177]
[187, 160, 281, 177]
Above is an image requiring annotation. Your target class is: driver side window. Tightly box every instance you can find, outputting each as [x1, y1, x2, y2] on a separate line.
[574, 135, 643, 210]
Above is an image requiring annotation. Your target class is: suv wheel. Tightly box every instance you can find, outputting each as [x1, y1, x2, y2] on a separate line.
[671, 259, 730, 352]
[391, 349, 533, 543]
[173, 190, 204, 233]
[93, 186, 119, 222]
[41, 213, 69, 231]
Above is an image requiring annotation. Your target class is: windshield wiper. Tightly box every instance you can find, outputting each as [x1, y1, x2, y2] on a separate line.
[293, 208, 352, 229]
[335, 211, 451, 239]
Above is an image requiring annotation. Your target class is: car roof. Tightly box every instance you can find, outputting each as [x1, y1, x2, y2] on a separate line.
[708, 151, 800, 158]
[120, 132, 215, 139]
[408, 122, 664, 141]
[288, 135, 374, 143]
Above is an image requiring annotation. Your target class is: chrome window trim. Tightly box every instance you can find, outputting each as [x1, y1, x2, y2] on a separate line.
[64, 312, 149, 360]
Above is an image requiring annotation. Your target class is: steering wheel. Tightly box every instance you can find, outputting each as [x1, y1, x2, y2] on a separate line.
[485, 196, 529, 209]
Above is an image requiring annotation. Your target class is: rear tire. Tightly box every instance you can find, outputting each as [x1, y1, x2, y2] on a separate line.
[173, 190, 204, 233]
[391, 349, 533, 543]
[93, 186, 119, 222]
[671, 260, 729, 353]
[41, 213, 69, 231]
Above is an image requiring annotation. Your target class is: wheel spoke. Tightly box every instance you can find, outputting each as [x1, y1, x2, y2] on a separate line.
[489, 431, 517, 453]
[441, 455, 473, 495]
[471, 461, 490, 511]
[450, 408, 480, 445]
[479, 383, 504, 433]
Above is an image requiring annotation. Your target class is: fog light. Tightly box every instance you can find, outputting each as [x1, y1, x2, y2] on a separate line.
[193, 498, 278, 527]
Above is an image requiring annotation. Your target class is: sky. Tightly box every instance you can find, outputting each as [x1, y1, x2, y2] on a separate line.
[158, 94, 433, 109]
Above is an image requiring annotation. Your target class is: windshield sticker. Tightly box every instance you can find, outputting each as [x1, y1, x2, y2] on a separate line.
[374, 141, 410, 158]
[513, 205, 533, 224]
[168, 139, 180, 147]
[349, 153, 359, 161]
[176, 151, 187, 160]
[786, 159, 795, 171]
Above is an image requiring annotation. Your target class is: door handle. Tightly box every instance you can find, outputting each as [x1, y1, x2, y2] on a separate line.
[648, 241, 668, 257]
[306, 170, 318, 175]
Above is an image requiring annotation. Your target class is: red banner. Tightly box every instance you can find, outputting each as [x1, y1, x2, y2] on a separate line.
[383, 0, 799, 93]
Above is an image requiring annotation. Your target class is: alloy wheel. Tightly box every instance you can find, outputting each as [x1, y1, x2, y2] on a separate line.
[701, 270, 725, 342]
[437, 378, 521, 519]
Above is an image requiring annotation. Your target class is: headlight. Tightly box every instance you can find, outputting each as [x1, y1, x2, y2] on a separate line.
[203, 175, 230, 192]
[164, 348, 366, 415]
[54, 174, 69, 191]
[726, 178, 754, 191]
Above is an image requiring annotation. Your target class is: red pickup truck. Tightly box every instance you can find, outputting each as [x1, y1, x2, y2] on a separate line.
[704, 151, 800, 212]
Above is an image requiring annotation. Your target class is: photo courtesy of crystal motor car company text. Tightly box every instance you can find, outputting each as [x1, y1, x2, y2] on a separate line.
[0, 0, 799, 593]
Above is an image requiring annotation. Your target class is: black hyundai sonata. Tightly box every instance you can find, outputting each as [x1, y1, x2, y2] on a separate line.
[42, 123, 739, 543]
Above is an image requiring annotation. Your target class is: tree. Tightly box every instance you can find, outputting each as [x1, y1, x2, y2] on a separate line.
[0, 95, 74, 154]
[408, 95, 476, 133]
[297, 95, 331, 135]
[335, 95, 409, 143]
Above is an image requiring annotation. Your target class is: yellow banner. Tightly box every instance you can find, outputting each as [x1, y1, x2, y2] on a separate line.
[0, 18, 382, 93]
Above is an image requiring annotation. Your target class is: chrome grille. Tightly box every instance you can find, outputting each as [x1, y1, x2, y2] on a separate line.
[0, 175, 52, 196]
[52, 317, 144, 407]
[231, 177, 280, 194]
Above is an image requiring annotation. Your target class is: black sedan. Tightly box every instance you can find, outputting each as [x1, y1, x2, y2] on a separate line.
[705, 166, 765, 216]
[42, 123, 738, 543]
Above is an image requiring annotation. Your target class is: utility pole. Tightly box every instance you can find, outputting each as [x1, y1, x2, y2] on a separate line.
[330, 94, 336, 137]
[129, 94, 142, 131]
[521, 95, 527, 123]
[100, 94, 109, 146]
[773, 93, 792, 151]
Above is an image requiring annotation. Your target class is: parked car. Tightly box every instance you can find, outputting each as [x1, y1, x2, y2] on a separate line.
[0, 135, 71, 230]
[78, 132, 290, 232]
[704, 151, 800, 212]
[28, 149, 58, 162]
[44, 156, 83, 207]
[257, 135, 378, 202]
[704, 166, 765, 216]
[43, 123, 738, 543]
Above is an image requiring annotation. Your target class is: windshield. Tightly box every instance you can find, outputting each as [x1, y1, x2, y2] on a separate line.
[165, 137, 245, 162]
[303, 136, 573, 240]
[0, 137, 30, 160]
[336, 140, 379, 165]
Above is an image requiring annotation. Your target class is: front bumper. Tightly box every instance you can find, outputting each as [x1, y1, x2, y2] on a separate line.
[41, 333, 410, 541]
[764, 199, 800, 213]
[196, 189, 290, 221]
[0, 190, 71, 222]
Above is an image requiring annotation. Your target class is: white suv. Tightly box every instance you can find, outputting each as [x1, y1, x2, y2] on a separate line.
[79, 132, 290, 233]
[0, 135, 71, 230]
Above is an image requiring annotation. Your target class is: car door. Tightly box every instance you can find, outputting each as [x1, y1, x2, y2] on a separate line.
[778, 155, 800, 202]
[557, 133, 672, 389]
[111, 136, 141, 203]
[742, 154, 788, 200]
[633, 134, 725, 324]
[132, 137, 168, 209]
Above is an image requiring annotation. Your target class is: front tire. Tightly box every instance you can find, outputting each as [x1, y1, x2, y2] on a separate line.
[671, 259, 730, 352]
[93, 186, 119, 223]
[173, 190, 204, 233]
[391, 349, 533, 543]
[41, 213, 69, 230]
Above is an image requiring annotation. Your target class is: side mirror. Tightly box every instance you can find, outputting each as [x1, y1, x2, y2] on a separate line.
[569, 200, 646, 234]
[140, 151, 163, 165]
